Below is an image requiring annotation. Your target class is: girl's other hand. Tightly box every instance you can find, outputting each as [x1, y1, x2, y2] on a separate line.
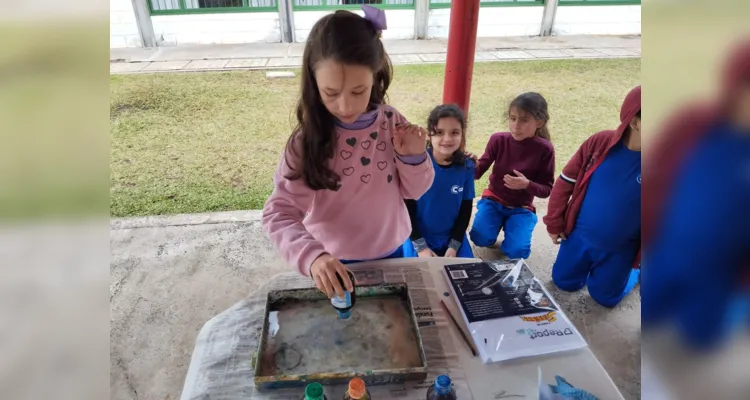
[503, 169, 530, 190]
[549, 232, 567, 245]
[310, 253, 353, 298]
[464, 151, 479, 162]
[418, 248, 437, 258]
[394, 123, 427, 156]
[444, 248, 458, 258]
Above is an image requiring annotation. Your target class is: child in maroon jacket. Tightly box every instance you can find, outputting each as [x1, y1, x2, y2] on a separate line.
[470, 92, 556, 259]
[543, 85, 641, 308]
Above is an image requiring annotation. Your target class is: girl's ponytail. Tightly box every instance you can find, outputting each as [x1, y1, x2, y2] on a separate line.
[536, 125, 551, 141]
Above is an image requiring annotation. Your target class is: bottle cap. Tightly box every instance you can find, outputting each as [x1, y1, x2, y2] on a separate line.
[436, 374, 451, 387]
[348, 378, 366, 399]
[338, 310, 352, 320]
[305, 382, 324, 399]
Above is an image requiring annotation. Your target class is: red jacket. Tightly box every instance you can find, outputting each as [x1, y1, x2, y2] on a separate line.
[643, 39, 750, 284]
[543, 85, 641, 269]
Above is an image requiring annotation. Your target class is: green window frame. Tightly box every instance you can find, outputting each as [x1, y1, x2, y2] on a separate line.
[292, 0, 415, 11]
[429, 0, 543, 10]
[149, 0, 278, 15]
[558, 0, 641, 5]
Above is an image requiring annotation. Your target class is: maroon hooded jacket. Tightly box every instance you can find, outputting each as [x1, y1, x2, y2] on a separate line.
[543, 85, 642, 268]
[643, 39, 750, 284]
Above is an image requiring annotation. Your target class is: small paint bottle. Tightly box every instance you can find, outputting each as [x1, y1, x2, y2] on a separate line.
[426, 375, 457, 400]
[343, 377, 371, 400]
[301, 382, 327, 400]
[331, 270, 357, 320]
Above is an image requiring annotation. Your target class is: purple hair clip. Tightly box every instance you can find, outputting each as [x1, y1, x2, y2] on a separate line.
[362, 4, 387, 37]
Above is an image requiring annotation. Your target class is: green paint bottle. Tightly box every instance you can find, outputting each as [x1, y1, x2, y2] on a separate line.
[302, 382, 327, 400]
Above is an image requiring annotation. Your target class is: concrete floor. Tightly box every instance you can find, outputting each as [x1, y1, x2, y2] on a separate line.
[110, 35, 641, 63]
[110, 202, 640, 400]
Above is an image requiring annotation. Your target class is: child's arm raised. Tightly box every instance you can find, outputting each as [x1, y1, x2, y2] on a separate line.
[391, 112, 435, 200]
[262, 152, 327, 277]
[543, 142, 585, 238]
[474, 135, 498, 180]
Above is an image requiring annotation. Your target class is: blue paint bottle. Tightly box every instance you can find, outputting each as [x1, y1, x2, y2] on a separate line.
[426, 375, 457, 400]
[331, 270, 356, 320]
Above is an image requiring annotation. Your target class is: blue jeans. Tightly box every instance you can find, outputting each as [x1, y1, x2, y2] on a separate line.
[402, 234, 474, 258]
[340, 245, 405, 265]
[469, 198, 537, 259]
[551, 230, 640, 307]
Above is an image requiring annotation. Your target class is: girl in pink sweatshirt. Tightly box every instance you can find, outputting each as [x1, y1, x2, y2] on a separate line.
[261, 6, 435, 299]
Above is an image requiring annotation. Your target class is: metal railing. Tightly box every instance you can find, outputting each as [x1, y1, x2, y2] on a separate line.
[292, 0, 414, 10]
[149, 0, 277, 14]
[430, 0, 543, 7]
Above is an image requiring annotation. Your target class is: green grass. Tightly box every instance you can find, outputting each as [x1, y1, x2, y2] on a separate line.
[110, 59, 640, 217]
[1, 23, 109, 220]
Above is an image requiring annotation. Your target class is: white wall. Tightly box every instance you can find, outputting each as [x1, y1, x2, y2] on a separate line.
[428, 6, 544, 38]
[553, 5, 640, 35]
[110, 0, 142, 48]
[151, 12, 281, 45]
[294, 9, 414, 43]
[110, 2, 642, 48]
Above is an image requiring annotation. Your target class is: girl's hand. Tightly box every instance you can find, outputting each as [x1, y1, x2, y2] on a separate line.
[464, 152, 479, 162]
[394, 123, 427, 156]
[444, 248, 458, 258]
[418, 248, 437, 258]
[310, 253, 353, 298]
[549, 232, 567, 245]
[504, 169, 530, 190]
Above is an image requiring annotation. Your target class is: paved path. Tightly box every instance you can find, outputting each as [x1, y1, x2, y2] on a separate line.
[110, 34, 640, 74]
[110, 200, 641, 400]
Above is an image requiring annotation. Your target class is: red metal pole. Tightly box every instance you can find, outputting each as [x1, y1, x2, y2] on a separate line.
[442, 0, 481, 117]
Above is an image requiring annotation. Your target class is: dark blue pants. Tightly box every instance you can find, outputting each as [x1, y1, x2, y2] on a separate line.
[340, 245, 405, 265]
[551, 230, 640, 307]
[402, 234, 474, 258]
[469, 198, 537, 259]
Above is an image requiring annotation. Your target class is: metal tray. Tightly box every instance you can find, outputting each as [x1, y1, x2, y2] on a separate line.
[253, 282, 428, 391]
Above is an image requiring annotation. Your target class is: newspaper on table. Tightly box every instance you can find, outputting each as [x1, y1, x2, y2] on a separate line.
[444, 259, 587, 363]
[180, 262, 471, 400]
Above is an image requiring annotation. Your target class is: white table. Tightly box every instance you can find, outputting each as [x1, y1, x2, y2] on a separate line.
[180, 257, 624, 400]
[348, 257, 626, 400]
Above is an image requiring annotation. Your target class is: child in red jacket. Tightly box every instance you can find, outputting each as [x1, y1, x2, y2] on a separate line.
[543, 86, 641, 308]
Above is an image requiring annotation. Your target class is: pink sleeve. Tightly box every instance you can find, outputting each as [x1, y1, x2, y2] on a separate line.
[261, 152, 327, 276]
[397, 155, 434, 199]
[390, 108, 435, 199]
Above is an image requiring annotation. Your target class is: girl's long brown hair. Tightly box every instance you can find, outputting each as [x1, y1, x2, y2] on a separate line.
[283, 10, 393, 191]
[508, 92, 551, 141]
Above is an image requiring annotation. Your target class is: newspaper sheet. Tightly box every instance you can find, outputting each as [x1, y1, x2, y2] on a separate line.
[180, 263, 471, 400]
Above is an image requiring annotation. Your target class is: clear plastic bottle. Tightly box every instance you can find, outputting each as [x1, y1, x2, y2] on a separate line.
[302, 382, 327, 400]
[331, 270, 357, 320]
[426, 375, 457, 400]
[343, 377, 370, 400]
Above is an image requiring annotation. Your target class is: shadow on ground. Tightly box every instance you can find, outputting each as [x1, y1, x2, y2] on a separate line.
[110, 201, 640, 400]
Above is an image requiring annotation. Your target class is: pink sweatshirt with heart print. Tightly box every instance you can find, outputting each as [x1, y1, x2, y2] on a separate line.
[262, 105, 435, 276]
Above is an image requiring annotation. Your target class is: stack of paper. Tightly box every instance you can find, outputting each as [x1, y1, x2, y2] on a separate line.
[443, 259, 587, 363]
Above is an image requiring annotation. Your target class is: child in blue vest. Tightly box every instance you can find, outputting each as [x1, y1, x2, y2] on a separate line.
[403, 104, 476, 258]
